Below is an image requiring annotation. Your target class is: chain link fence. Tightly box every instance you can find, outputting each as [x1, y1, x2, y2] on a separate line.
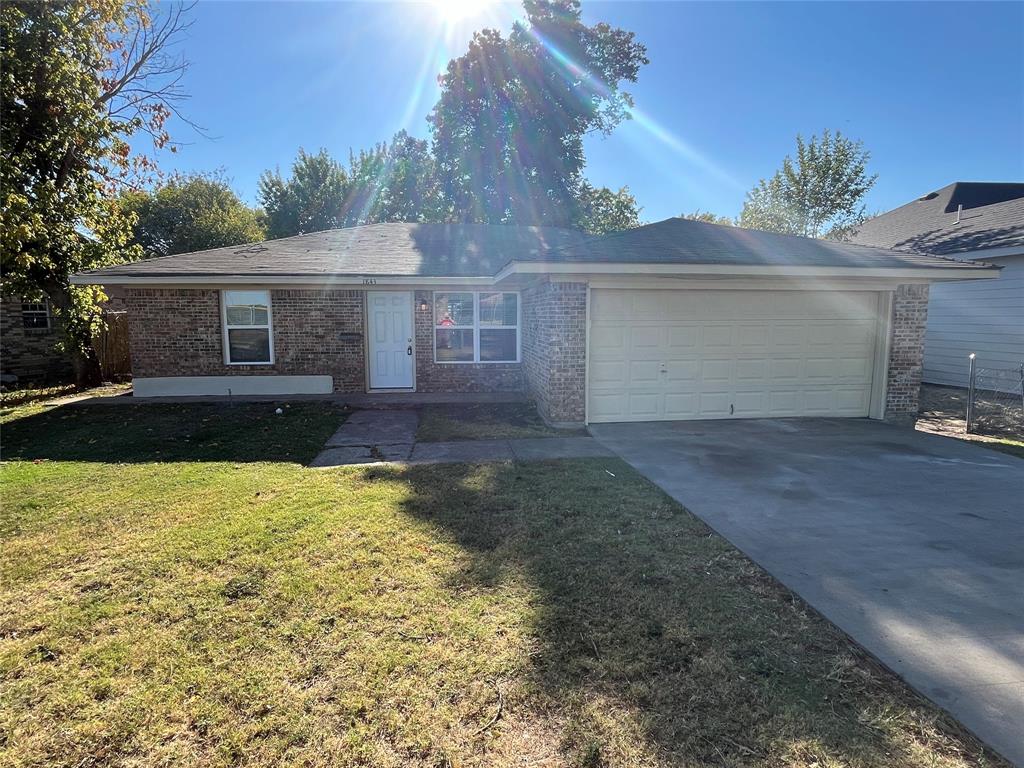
[966, 356, 1024, 436]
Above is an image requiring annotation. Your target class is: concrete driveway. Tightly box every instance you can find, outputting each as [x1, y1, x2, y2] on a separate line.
[590, 418, 1024, 765]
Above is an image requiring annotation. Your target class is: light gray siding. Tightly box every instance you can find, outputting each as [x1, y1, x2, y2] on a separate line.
[922, 253, 1024, 389]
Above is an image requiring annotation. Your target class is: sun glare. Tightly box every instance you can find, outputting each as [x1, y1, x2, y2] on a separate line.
[431, 0, 485, 26]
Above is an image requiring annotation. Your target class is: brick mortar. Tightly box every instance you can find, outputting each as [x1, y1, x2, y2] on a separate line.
[126, 288, 365, 392]
[885, 283, 929, 421]
[521, 280, 587, 424]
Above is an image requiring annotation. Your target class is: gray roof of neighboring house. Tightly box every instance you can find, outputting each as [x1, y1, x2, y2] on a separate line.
[530, 217, 991, 271]
[850, 182, 1024, 256]
[75, 218, 994, 281]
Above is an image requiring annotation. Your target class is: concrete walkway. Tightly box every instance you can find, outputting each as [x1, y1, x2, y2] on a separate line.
[591, 418, 1024, 766]
[310, 409, 612, 467]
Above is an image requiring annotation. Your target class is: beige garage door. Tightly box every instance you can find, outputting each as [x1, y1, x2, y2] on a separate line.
[588, 289, 882, 423]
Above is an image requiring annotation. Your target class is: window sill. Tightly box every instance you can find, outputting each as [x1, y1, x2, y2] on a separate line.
[432, 360, 521, 365]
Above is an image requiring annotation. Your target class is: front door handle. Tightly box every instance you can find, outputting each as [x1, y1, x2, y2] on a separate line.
[407, 345, 413, 356]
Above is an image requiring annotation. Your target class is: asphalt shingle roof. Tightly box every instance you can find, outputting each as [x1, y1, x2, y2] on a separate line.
[533, 217, 990, 271]
[77, 218, 994, 281]
[82, 223, 587, 279]
[850, 182, 1024, 256]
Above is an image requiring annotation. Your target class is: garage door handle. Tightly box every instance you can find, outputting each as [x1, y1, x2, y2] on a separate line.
[407, 345, 413, 356]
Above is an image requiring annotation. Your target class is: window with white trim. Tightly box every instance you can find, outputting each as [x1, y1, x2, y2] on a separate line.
[21, 300, 51, 331]
[434, 291, 519, 363]
[222, 290, 273, 364]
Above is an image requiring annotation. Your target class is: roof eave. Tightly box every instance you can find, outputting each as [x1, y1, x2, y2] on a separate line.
[493, 261, 1001, 283]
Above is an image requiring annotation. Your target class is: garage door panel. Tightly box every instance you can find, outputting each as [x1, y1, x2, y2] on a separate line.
[703, 325, 734, 349]
[699, 392, 732, 416]
[588, 289, 880, 423]
[665, 359, 700, 382]
[663, 393, 698, 419]
[590, 360, 626, 386]
[667, 325, 700, 349]
[701, 359, 732, 383]
[627, 392, 660, 418]
[736, 358, 769, 381]
[628, 361, 661, 385]
[738, 325, 769, 347]
[771, 324, 808, 347]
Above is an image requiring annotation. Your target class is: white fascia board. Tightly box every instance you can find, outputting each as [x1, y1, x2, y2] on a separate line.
[957, 245, 1024, 262]
[69, 274, 495, 287]
[493, 261, 1001, 283]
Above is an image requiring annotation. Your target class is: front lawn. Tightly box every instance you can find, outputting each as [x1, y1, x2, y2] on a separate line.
[0, 401, 1006, 767]
[416, 401, 585, 442]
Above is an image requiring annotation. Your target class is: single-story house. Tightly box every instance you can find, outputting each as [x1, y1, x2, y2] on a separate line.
[852, 182, 1023, 390]
[71, 218, 999, 426]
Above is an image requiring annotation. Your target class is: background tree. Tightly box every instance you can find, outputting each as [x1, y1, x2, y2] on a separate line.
[738, 130, 877, 239]
[1, 0, 193, 384]
[345, 131, 447, 225]
[576, 182, 641, 234]
[683, 210, 734, 226]
[258, 148, 348, 238]
[123, 172, 265, 257]
[430, 0, 647, 226]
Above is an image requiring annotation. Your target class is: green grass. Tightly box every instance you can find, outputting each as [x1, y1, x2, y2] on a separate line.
[1, 401, 344, 464]
[416, 402, 585, 442]
[0, 400, 1007, 767]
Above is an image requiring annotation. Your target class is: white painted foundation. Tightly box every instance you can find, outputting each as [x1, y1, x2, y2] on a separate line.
[132, 375, 333, 398]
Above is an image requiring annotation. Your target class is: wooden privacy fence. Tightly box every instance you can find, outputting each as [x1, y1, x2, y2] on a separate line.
[93, 310, 131, 381]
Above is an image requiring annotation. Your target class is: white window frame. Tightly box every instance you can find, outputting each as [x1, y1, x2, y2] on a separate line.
[221, 289, 274, 366]
[432, 291, 521, 364]
[21, 300, 52, 332]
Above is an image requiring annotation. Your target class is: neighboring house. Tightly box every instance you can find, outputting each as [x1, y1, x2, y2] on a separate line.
[852, 182, 1024, 389]
[71, 218, 998, 426]
[0, 296, 73, 383]
[0, 289, 130, 385]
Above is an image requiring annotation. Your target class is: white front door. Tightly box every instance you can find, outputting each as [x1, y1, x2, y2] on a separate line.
[367, 292, 414, 389]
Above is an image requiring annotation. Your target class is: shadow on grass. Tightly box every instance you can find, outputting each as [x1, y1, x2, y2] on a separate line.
[363, 460, 1004, 767]
[0, 402, 346, 464]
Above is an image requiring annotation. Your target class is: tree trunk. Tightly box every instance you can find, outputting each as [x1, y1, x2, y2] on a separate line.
[69, 345, 103, 388]
[42, 283, 103, 388]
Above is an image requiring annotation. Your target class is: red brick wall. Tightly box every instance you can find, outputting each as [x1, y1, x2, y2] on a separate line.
[521, 280, 587, 425]
[885, 283, 929, 421]
[126, 288, 366, 392]
[412, 290, 525, 392]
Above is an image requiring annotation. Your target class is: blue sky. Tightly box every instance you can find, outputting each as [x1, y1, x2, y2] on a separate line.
[149, 0, 1024, 222]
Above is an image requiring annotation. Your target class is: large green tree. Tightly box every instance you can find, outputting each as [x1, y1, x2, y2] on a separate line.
[123, 172, 265, 257]
[345, 131, 447, 225]
[1, 0, 191, 383]
[258, 148, 349, 239]
[576, 182, 641, 234]
[738, 130, 877, 240]
[429, 0, 647, 227]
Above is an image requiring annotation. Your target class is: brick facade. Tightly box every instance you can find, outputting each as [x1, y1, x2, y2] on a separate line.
[121, 282, 929, 424]
[521, 280, 587, 425]
[885, 283, 929, 421]
[126, 288, 366, 392]
[0, 295, 72, 383]
[412, 291, 525, 393]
